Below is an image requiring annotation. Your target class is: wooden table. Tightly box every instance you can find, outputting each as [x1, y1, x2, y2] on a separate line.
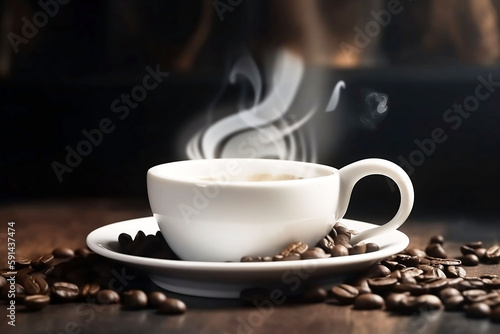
[0, 199, 499, 334]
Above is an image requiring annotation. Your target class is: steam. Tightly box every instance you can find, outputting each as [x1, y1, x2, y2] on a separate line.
[360, 91, 389, 129]
[186, 49, 317, 161]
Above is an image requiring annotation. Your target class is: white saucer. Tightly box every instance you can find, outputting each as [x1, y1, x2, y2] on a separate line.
[86, 217, 409, 298]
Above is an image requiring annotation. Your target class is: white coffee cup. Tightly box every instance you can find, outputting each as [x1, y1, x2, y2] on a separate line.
[147, 158, 414, 262]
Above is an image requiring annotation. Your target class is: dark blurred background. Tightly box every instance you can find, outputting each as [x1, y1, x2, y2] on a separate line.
[1, 0, 500, 222]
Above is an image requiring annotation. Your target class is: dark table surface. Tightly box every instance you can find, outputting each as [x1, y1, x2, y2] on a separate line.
[0, 198, 499, 334]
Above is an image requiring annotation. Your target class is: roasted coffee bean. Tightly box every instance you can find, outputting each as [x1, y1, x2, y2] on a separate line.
[32, 273, 49, 295]
[317, 235, 335, 253]
[421, 267, 447, 280]
[460, 245, 476, 256]
[395, 254, 419, 268]
[444, 295, 464, 311]
[405, 248, 427, 258]
[121, 290, 148, 309]
[334, 222, 351, 237]
[440, 287, 462, 301]
[367, 277, 398, 295]
[458, 278, 486, 291]
[273, 253, 301, 261]
[422, 278, 448, 294]
[148, 291, 168, 307]
[349, 243, 366, 255]
[461, 254, 479, 266]
[475, 248, 487, 260]
[52, 282, 79, 302]
[399, 275, 417, 285]
[96, 289, 120, 305]
[430, 235, 444, 245]
[280, 242, 308, 256]
[158, 298, 187, 315]
[328, 227, 338, 239]
[365, 243, 380, 253]
[334, 234, 351, 247]
[425, 243, 447, 259]
[31, 253, 54, 270]
[445, 266, 467, 278]
[418, 294, 443, 310]
[301, 286, 328, 303]
[21, 275, 40, 295]
[381, 260, 398, 271]
[363, 264, 391, 278]
[240, 287, 271, 303]
[331, 244, 349, 257]
[15, 258, 32, 270]
[426, 257, 461, 266]
[401, 267, 424, 278]
[399, 294, 442, 313]
[483, 278, 500, 289]
[485, 245, 500, 263]
[465, 241, 483, 249]
[352, 278, 371, 295]
[52, 247, 75, 259]
[330, 284, 359, 304]
[385, 293, 409, 311]
[353, 293, 385, 310]
[301, 247, 331, 260]
[118, 233, 133, 250]
[74, 248, 93, 257]
[465, 302, 491, 318]
[0, 276, 6, 289]
[79, 282, 100, 298]
[24, 294, 50, 311]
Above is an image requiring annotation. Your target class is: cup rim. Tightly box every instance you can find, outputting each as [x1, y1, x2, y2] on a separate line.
[147, 158, 337, 187]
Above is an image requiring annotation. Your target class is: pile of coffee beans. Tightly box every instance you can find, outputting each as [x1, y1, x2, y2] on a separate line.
[241, 222, 380, 262]
[240, 235, 500, 323]
[0, 247, 186, 315]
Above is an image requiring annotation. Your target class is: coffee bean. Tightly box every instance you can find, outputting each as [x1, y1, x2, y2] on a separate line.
[445, 266, 467, 278]
[422, 278, 448, 294]
[430, 235, 444, 245]
[465, 302, 491, 318]
[0, 276, 6, 289]
[400, 267, 424, 278]
[328, 227, 338, 239]
[381, 260, 398, 271]
[74, 248, 93, 257]
[425, 243, 447, 259]
[444, 295, 464, 311]
[317, 235, 335, 253]
[365, 243, 380, 253]
[352, 278, 372, 295]
[24, 294, 50, 311]
[353, 293, 385, 310]
[458, 278, 486, 291]
[121, 290, 148, 309]
[301, 286, 328, 303]
[426, 257, 461, 266]
[301, 247, 331, 260]
[483, 278, 500, 289]
[398, 294, 442, 313]
[148, 291, 168, 307]
[465, 241, 483, 249]
[52, 247, 75, 259]
[330, 284, 359, 304]
[31, 253, 54, 271]
[440, 287, 462, 301]
[395, 254, 419, 268]
[15, 258, 32, 270]
[475, 248, 487, 260]
[96, 289, 120, 305]
[79, 282, 100, 298]
[20, 275, 40, 295]
[280, 242, 308, 256]
[485, 245, 500, 263]
[460, 245, 476, 256]
[349, 242, 366, 255]
[334, 222, 351, 238]
[331, 244, 349, 257]
[367, 277, 398, 295]
[461, 254, 479, 266]
[385, 293, 409, 311]
[158, 298, 187, 315]
[118, 233, 133, 251]
[52, 282, 79, 302]
[491, 306, 500, 323]
[417, 294, 443, 310]
[273, 253, 301, 261]
[334, 234, 351, 247]
[405, 248, 427, 258]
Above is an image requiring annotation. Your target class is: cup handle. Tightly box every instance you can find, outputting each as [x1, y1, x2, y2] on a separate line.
[336, 158, 414, 245]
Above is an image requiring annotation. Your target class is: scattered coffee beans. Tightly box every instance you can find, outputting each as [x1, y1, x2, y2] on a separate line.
[148, 291, 168, 307]
[157, 298, 187, 315]
[353, 293, 385, 309]
[24, 294, 51, 311]
[121, 289, 148, 309]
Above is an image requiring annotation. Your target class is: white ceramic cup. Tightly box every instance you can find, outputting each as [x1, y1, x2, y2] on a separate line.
[147, 158, 414, 262]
